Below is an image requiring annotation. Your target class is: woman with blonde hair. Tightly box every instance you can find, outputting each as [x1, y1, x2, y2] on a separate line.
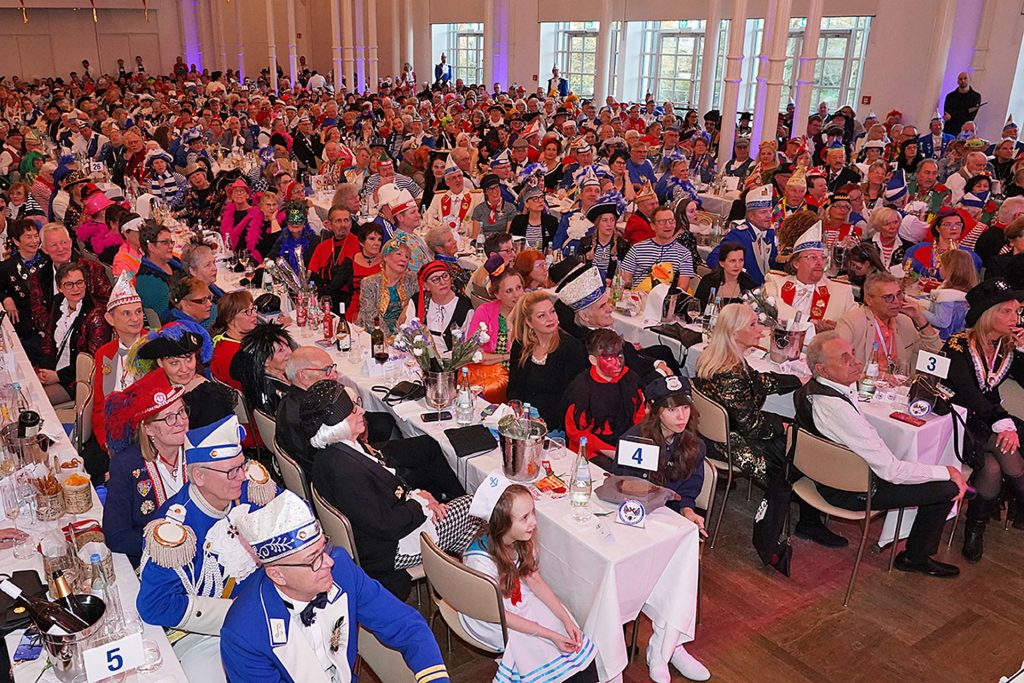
[923, 249, 977, 339]
[694, 303, 838, 571]
[943, 279, 1024, 561]
[506, 291, 587, 433]
[356, 234, 418, 333]
[865, 205, 915, 269]
[743, 140, 780, 190]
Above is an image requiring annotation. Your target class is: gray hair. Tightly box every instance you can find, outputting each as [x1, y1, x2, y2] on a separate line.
[180, 242, 213, 273]
[863, 270, 900, 297]
[331, 183, 359, 206]
[284, 346, 327, 385]
[424, 225, 453, 251]
[806, 330, 840, 374]
[40, 222, 70, 241]
[996, 196, 1024, 224]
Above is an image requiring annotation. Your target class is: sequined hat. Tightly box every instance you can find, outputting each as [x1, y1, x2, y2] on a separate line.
[106, 271, 141, 312]
[557, 264, 606, 312]
[299, 379, 355, 438]
[965, 278, 1024, 328]
[745, 184, 774, 210]
[237, 489, 323, 563]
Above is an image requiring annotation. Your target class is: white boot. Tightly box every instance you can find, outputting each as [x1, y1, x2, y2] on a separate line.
[670, 643, 711, 681]
[645, 643, 672, 683]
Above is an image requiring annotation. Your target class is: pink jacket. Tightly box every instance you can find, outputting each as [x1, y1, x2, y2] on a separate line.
[220, 204, 266, 263]
[469, 300, 504, 354]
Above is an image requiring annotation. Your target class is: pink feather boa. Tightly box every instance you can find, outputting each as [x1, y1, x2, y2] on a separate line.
[220, 204, 266, 263]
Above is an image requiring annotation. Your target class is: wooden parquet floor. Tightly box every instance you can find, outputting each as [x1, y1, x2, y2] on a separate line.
[366, 493, 1024, 683]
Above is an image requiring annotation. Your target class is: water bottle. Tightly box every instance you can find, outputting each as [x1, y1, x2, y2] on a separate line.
[455, 367, 474, 426]
[89, 554, 124, 636]
[858, 342, 880, 399]
[569, 438, 593, 522]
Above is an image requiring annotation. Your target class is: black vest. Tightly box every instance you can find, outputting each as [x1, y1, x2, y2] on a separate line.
[794, 378, 857, 438]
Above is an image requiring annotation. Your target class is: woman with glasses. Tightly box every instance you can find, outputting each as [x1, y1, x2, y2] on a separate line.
[165, 273, 216, 330]
[209, 290, 258, 391]
[135, 221, 184, 320]
[819, 187, 861, 252]
[411, 260, 474, 354]
[39, 262, 112, 405]
[905, 207, 982, 284]
[102, 370, 189, 567]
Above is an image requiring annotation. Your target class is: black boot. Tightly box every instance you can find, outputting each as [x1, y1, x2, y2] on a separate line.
[962, 500, 991, 563]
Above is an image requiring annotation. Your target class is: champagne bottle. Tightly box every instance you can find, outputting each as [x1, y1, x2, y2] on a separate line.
[51, 571, 86, 621]
[336, 304, 352, 353]
[0, 578, 89, 635]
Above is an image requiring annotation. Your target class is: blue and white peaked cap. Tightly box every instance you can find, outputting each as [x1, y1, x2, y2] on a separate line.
[746, 184, 774, 209]
[237, 489, 322, 563]
[184, 414, 246, 465]
[469, 470, 514, 521]
[792, 220, 824, 255]
[557, 264, 607, 312]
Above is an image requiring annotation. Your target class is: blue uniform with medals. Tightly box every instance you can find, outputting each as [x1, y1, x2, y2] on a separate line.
[221, 548, 448, 683]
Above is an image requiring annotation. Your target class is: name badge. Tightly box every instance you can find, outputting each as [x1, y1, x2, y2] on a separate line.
[270, 618, 287, 646]
[616, 499, 646, 528]
[616, 438, 659, 473]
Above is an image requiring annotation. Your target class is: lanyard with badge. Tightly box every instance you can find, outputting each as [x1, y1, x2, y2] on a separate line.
[871, 316, 898, 374]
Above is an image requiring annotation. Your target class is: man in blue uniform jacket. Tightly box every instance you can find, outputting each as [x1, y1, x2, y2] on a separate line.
[222, 489, 449, 683]
[136, 413, 279, 681]
[707, 184, 778, 286]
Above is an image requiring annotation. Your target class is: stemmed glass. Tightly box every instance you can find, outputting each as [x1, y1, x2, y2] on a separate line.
[2, 478, 31, 559]
[683, 298, 703, 327]
[425, 372, 455, 423]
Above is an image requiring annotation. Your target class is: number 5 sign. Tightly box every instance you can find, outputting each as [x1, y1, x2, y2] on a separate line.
[83, 632, 145, 682]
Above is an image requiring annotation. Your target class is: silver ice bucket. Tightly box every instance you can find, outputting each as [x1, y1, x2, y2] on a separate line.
[497, 416, 547, 482]
[39, 594, 106, 683]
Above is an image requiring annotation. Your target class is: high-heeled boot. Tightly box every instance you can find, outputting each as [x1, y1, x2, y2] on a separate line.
[962, 499, 991, 563]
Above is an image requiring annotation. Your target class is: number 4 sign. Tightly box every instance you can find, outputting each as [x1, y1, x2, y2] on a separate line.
[616, 438, 660, 473]
[83, 632, 145, 682]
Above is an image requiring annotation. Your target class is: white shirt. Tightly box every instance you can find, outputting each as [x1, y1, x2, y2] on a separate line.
[307, 74, 327, 90]
[155, 451, 186, 498]
[273, 586, 334, 676]
[53, 299, 82, 371]
[808, 376, 950, 485]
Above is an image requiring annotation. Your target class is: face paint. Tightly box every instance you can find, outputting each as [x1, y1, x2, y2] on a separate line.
[596, 352, 625, 377]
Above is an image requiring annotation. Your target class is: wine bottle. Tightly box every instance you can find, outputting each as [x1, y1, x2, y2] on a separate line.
[336, 304, 352, 353]
[371, 316, 388, 364]
[50, 571, 87, 622]
[0, 578, 89, 635]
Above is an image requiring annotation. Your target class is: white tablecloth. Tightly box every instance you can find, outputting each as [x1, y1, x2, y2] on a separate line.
[284, 323, 700, 682]
[697, 191, 740, 219]
[0, 319, 187, 683]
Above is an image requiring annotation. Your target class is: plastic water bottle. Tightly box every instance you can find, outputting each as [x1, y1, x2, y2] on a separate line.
[455, 367, 474, 426]
[569, 438, 593, 522]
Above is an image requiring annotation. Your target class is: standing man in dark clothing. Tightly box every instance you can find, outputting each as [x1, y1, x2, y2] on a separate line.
[943, 72, 982, 136]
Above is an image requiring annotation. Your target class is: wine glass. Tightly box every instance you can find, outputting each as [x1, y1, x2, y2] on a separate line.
[1, 478, 30, 559]
[683, 298, 703, 327]
[425, 372, 455, 423]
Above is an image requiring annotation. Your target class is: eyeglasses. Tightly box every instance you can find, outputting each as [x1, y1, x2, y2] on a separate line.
[303, 364, 337, 377]
[241, 306, 258, 316]
[870, 291, 906, 304]
[186, 295, 213, 305]
[153, 239, 174, 246]
[150, 405, 189, 427]
[427, 272, 451, 285]
[60, 279, 86, 289]
[202, 458, 250, 480]
[274, 541, 336, 572]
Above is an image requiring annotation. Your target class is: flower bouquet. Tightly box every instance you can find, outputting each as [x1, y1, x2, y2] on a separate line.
[392, 318, 489, 374]
[743, 288, 780, 327]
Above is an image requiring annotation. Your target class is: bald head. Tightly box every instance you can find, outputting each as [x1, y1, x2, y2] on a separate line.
[284, 346, 337, 389]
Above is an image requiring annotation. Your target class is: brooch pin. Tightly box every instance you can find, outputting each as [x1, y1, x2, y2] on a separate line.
[137, 479, 153, 497]
[330, 616, 344, 653]
[394, 486, 405, 499]
[132, 468, 142, 478]
[140, 500, 155, 515]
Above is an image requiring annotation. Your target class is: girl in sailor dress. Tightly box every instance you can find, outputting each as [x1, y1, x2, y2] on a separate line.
[462, 482, 598, 683]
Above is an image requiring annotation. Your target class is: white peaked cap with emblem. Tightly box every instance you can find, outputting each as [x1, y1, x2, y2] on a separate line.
[469, 470, 514, 521]
[792, 220, 825, 255]
[237, 489, 323, 563]
[184, 414, 245, 465]
[444, 154, 461, 176]
[746, 184, 774, 210]
[377, 183, 401, 209]
[107, 271, 141, 312]
[389, 187, 418, 215]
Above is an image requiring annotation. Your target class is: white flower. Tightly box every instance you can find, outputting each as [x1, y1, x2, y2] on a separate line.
[472, 350, 483, 363]
[451, 327, 463, 341]
[478, 322, 488, 333]
[413, 348, 424, 356]
[479, 332, 490, 344]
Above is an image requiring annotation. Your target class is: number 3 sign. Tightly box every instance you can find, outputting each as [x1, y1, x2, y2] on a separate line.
[916, 351, 950, 379]
[83, 632, 145, 682]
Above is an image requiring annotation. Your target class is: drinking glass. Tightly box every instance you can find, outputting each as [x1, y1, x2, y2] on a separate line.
[683, 298, 703, 326]
[137, 639, 163, 673]
[1, 478, 30, 559]
[544, 436, 566, 464]
[425, 372, 455, 423]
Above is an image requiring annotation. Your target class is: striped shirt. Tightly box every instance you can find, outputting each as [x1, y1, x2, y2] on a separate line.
[621, 238, 694, 283]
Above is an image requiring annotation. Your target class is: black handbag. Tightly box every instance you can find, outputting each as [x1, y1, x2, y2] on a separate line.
[909, 375, 981, 469]
[372, 381, 426, 406]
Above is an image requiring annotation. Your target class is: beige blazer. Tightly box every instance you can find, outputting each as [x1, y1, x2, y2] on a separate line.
[835, 305, 942, 370]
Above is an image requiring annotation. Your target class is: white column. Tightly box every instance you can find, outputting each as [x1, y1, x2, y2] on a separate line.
[403, 0, 414, 72]
[613, 16, 628, 102]
[483, 0, 495, 87]
[266, 0, 278, 93]
[235, 0, 245, 80]
[180, 0, 202, 68]
[697, 0, 722, 118]
[392, 0, 402, 78]
[194, 0, 209, 68]
[791, 0, 823, 138]
[751, 0, 792, 150]
[594, 0, 613, 103]
[366, 0, 379, 89]
[330, 0, 344, 90]
[717, 0, 748, 170]
[212, 0, 228, 73]
[354, 0, 366, 91]
[285, 0, 298, 87]
[969, 0, 997, 75]
[341, 0, 356, 91]
[919, 0, 959, 126]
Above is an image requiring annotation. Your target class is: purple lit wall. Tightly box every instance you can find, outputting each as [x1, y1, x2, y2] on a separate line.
[181, 0, 203, 70]
[937, 0, 983, 117]
[492, 0, 510, 87]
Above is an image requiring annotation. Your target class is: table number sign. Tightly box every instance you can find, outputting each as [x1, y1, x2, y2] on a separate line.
[916, 351, 950, 379]
[83, 632, 145, 682]
[616, 438, 659, 473]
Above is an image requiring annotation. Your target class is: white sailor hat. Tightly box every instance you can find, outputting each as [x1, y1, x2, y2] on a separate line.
[184, 414, 245, 465]
[237, 490, 323, 563]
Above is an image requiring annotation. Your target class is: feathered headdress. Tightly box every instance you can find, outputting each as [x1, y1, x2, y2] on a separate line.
[103, 369, 185, 455]
[127, 319, 214, 379]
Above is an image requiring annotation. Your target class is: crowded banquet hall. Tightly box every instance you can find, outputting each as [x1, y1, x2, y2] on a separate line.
[2, 0, 1024, 681]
